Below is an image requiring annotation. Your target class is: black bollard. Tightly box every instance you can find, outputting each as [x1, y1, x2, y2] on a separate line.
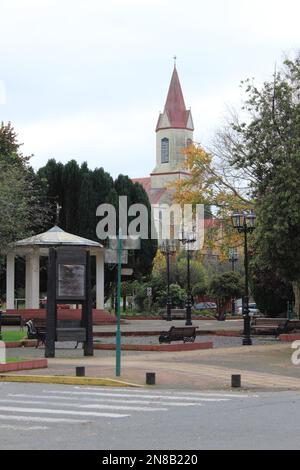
[76, 367, 85, 377]
[146, 372, 156, 385]
[231, 374, 241, 388]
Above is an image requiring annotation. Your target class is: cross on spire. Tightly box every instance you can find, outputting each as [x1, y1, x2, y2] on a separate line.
[173, 55, 177, 68]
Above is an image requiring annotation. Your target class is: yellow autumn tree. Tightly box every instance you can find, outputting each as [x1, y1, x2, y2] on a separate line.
[171, 144, 255, 260]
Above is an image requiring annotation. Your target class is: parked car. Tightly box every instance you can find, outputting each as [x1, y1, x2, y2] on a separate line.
[194, 302, 217, 311]
[237, 303, 261, 317]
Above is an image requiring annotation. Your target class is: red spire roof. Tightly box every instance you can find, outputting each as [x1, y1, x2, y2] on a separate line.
[156, 66, 193, 132]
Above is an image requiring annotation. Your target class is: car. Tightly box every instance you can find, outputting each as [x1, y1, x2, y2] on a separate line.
[237, 303, 261, 317]
[194, 302, 217, 311]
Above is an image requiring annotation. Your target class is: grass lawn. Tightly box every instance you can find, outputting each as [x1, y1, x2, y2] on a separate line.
[1, 331, 27, 342]
[5, 357, 26, 363]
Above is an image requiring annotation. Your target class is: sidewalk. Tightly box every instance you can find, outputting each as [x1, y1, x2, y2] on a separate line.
[93, 318, 244, 333]
[4, 342, 300, 391]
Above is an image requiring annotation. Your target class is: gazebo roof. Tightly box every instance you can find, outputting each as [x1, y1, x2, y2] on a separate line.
[12, 226, 103, 249]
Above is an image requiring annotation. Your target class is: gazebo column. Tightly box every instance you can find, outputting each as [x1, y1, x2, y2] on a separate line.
[25, 252, 40, 309]
[96, 251, 104, 310]
[6, 253, 15, 310]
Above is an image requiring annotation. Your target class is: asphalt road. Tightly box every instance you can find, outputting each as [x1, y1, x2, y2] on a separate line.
[0, 382, 299, 450]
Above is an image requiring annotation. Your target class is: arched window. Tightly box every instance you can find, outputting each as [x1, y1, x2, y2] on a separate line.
[161, 138, 169, 163]
[186, 138, 193, 148]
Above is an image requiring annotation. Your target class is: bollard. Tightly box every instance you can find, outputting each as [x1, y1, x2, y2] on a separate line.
[231, 374, 241, 388]
[76, 367, 85, 377]
[146, 372, 156, 385]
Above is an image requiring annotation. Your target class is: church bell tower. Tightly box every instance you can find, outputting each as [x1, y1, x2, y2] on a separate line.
[151, 64, 194, 190]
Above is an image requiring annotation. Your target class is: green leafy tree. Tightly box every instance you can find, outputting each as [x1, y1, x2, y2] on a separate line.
[0, 122, 49, 250]
[250, 257, 293, 317]
[174, 255, 207, 290]
[226, 58, 300, 316]
[209, 271, 244, 319]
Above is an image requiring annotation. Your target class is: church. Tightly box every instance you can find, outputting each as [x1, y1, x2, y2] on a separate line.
[133, 64, 193, 205]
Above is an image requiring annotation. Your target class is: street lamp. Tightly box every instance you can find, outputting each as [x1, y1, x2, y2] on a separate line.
[161, 240, 177, 321]
[179, 230, 197, 326]
[229, 248, 238, 272]
[231, 212, 256, 346]
[229, 248, 239, 316]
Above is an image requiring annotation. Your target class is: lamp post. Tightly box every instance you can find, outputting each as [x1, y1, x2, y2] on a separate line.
[179, 231, 197, 326]
[161, 240, 177, 322]
[229, 248, 238, 273]
[231, 212, 256, 346]
[229, 248, 239, 315]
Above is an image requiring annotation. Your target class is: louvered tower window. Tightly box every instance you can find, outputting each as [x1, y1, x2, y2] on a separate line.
[161, 138, 169, 163]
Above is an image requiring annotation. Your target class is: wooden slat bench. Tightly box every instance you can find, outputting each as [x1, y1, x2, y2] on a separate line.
[161, 309, 186, 320]
[26, 319, 86, 348]
[251, 318, 289, 336]
[159, 326, 198, 344]
[0, 313, 24, 329]
[56, 320, 86, 346]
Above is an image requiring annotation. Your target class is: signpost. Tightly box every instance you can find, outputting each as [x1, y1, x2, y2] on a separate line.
[45, 248, 93, 358]
[106, 235, 139, 377]
[116, 234, 123, 377]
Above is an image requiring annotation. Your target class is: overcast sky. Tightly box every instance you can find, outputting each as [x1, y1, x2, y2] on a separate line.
[0, 0, 299, 178]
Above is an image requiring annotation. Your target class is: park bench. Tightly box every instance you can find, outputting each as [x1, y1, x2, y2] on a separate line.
[26, 319, 86, 348]
[159, 326, 198, 344]
[284, 320, 300, 333]
[161, 309, 186, 320]
[0, 313, 24, 329]
[26, 319, 46, 348]
[251, 318, 290, 336]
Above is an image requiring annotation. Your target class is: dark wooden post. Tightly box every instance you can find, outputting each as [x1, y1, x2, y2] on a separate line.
[45, 248, 57, 358]
[83, 251, 93, 357]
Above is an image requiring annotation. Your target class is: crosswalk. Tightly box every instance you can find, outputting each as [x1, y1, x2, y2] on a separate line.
[0, 385, 257, 432]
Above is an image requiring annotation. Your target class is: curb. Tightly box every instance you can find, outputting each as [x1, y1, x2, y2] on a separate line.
[0, 359, 47, 373]
[279, 334, 300, 342]
[0, 375, 143, 388]
[94, 342, 213, 352]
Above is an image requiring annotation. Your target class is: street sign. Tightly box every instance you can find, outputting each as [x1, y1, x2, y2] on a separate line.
[109, 236, 141, 250]
[121, 268, 134, 276]
[104, 249, 128, 264]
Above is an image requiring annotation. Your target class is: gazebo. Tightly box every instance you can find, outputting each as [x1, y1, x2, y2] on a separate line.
[6, 226, 105, 312]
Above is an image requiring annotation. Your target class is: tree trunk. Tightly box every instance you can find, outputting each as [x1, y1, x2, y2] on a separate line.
[292, 281, 300, 318]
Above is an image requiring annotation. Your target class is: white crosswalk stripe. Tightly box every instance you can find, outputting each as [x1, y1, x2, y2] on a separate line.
[0, 386, 257, 432]
[0, 398, 168, 412]
[9, 394, 199, 407]
[42, 390, 231, 402]
[0, 424, 49, 431]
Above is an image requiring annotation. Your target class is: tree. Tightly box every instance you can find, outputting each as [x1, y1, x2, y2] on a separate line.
[209, 271, 244, 320]
[152, 249, 207, 290]
[38, 161, 157, 304]
[172, 144, 253, 259]
[226, 58, 300, 316]
[0, 123, 49, 250]
[250, 257, 293, 317]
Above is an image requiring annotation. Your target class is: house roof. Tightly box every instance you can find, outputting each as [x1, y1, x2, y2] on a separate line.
[133, 177, 168, 205]
[12, 226, 103, 249]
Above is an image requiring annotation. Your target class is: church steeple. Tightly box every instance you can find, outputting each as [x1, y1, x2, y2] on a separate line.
[156, 65, 194, 132]
[151, 64, 194, 192]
